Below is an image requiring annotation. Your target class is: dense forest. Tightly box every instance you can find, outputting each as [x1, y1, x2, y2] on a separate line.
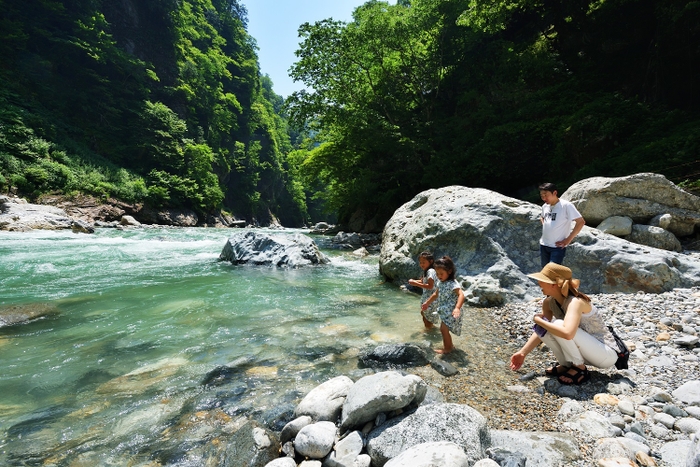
[1, 0, 699, 230]
[288, 0, 700, 230]
[0, 0, 311, 225]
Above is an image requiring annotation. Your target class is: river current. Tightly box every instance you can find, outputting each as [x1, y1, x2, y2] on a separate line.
[0, 227, 428, 465]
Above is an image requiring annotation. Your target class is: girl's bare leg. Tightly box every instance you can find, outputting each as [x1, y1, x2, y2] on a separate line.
[435, 323, 455, 354]
[421, 314, 434, 329]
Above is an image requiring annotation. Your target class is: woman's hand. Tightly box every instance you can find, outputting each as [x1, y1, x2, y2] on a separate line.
[510, 352, 525, 370]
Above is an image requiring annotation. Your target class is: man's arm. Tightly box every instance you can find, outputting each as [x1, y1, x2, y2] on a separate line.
[556, 217, 585, 247]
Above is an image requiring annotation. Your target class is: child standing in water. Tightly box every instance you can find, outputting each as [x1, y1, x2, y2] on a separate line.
[421, 256, 465, 354]
[408, 251, 439, 329]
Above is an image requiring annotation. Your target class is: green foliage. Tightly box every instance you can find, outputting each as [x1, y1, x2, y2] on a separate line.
[0, 0, 312, 224]
[288, 0, 700, 229]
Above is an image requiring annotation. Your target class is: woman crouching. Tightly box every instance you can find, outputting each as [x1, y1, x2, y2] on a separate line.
[509, 262, 619, 385]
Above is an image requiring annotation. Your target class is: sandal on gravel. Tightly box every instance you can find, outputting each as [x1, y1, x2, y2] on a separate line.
[545, 362, 570, 376]
[558, 366, 590, 385]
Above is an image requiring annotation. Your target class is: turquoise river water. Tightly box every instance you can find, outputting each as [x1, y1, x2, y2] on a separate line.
[0, 227, 432, 465]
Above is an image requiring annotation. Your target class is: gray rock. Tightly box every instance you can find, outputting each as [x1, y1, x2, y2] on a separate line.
[653, 412, 676, 429]
[219, 231, 329, 268]
[623, 432, 647, 445]
[625, 224, 682, 252]
[672, 380, 700, 405]
[592, 437, 649, 462]
[485, 446, 526, 467]
[430, 358, 460, 376]
[383, 441, 470, 467]
[366, 403, 489, 466]
[686, 406, 700, 420]
[295, 376, 354, 422]
[71, 219, 95, 234]
[327, 430, 364, 466]
[596, 216, 633, 236]
[280, 416, 313, 444]
[674, 417, 700, 434]
[0, 195, 75, 231]
[0, 302, 59, 329]
[474, 460, 501, 467]
[659, 440, 693, 467]
[564, 173, 700, 237]
[264, 458, 296, 467]
[563, 411, 622, 438]
[294, 421, 337, 459]
[489, 430, 580, 467]
[674, 335, 700, 347]
[120, 215, 141, 226]
[650, 213, 673, 230]
[358, 343, 430, 369]
[137, 206, 198, 226]
[664, 404, 688, 418]
[558, 400, 585, 421]
[341, 371, 427, 431]
[223, 421, 280, 467]
[617, 399, 635, 416]
[686, 435, 700, 467]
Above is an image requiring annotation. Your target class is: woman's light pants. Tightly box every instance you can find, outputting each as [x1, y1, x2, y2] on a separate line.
[541, 319, 618, 368]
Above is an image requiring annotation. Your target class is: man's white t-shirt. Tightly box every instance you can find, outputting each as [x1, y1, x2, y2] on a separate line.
[540, 199, 582, 247]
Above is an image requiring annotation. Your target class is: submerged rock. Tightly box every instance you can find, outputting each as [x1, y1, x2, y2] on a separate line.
[0, 302, 58, 328]
[219, 231, 329, 268]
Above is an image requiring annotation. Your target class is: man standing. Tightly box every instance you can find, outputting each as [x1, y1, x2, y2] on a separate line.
[538, 182, 585, 267]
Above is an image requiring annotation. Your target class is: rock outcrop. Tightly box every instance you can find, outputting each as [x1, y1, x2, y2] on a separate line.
[379, 185, 700, 305]
[0, 195, 74, 231]
[564, 173, 700, 237]
[219, 231, 329, 267]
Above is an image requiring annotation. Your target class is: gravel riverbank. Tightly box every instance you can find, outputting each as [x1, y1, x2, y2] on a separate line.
[408, 287, 700, 466]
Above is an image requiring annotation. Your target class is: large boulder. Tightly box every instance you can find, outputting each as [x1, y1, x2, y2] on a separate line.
[366, 403, 489, 467]
[379, 185, 700, 303]
[0, 195, 74, 231]
[563, 173, 700, 237]
[379, 186, 541, 306]
[219, 231, 329, 268]
[625, 224, 682, 252]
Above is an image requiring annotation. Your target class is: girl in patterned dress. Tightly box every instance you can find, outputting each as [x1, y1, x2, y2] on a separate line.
[421, 256, 465, 354]
[408, 251, 439, 329]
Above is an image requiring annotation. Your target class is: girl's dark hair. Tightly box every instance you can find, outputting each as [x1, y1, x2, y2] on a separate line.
[418, 251, 434, 277]
[434, 256, 456, 281]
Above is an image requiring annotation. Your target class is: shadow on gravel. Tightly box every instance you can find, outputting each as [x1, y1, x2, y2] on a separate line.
[544, 370, 637, 401]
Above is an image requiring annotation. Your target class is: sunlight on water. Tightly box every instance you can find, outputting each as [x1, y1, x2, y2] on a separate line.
[0, 228, 424, 464]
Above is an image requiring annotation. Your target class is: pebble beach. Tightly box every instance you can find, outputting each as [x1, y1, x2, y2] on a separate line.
[408, 285, 700, 466]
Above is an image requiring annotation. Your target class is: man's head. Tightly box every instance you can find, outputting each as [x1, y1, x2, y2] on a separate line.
[538, 182, 559, 206]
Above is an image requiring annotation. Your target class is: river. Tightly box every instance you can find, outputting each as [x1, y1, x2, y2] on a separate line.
[0, 227, 430, 465]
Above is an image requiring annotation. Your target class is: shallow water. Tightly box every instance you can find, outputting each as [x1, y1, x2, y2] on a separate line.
[0, 228, 436, 465]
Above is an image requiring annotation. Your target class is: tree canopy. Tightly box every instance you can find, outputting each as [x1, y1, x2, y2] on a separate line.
[287, 0, 700, 229]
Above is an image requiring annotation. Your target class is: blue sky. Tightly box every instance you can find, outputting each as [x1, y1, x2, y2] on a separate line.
[245, 0, 395, 98]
